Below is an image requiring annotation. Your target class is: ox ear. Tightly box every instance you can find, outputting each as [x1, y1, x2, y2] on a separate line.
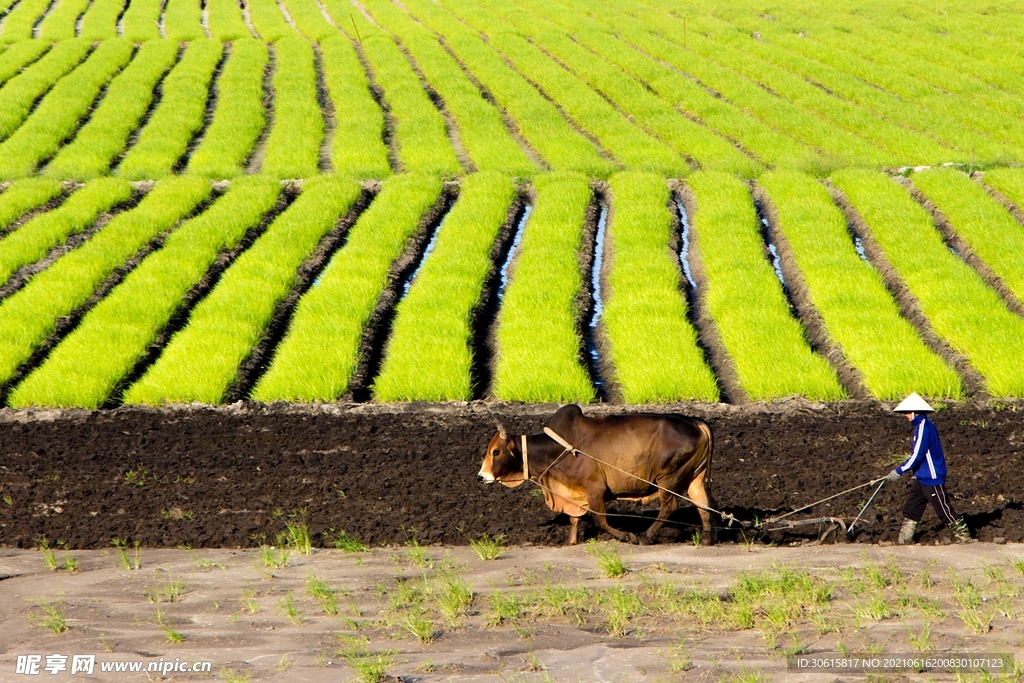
[496, 421, 507, 440]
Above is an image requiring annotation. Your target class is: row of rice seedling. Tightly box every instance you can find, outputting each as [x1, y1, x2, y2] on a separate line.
[125, 176, 361, 405]
[910, 168, 1024, 306]
[206, 0, 251, 41]
[163, 0, 205, 41]
[279, 0, 334, 42]
[373, 171, 517, 401]
[983, 168, 1024, 212]
[0, 177, 63, 233]
[259, 36, 322, 178]
[44, 40, 179, 180]
[492, 173, 594, 402]
[345, 24, 461, 175]
[832, 170, 1024, 397]
[116, 39, 222, 179]
[359, 0, 536, 176]
[187, 38, 267, 178]
[0, 176, 212, 387]
[0, 177, 132, 285]
[602, 172, 718, 402]
[686, 172, 844, 400]
[0, 39, 92, 142]
[701, 8, 1012, 163]
[0, 39, 135, 179]
[757, 171, 962, 399]
[121, 0, 162, 41]
[442, 0, 684, 176]
[9, 176, 281, 408]
[0, 0, 51, 43]
[359, 0, 532, 176]
[400, 0, 614, 177]
[37, 0, 90, 41]
[0, 41, 50, 88]
[475, 0, 758, 177]
[318, 35, 390, 178]
[246, 0, 295, 42]
[78, 0, 126, 40]
[252, 173, 443, 402]
[595, 0, 893, 170]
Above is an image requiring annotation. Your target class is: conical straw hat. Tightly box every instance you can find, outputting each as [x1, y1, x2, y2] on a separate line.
[893, 392, 934, 413]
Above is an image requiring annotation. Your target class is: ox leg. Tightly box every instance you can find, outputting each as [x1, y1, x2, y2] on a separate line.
[587, 496, 638, 544]
[687, 471, 715, 546]
[641, 490, 680, 545]
[567, 516, 580, 545]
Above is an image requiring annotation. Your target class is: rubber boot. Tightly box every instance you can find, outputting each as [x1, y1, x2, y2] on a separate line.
[897, 519, 918, 545]
[951, 517, 971, 543]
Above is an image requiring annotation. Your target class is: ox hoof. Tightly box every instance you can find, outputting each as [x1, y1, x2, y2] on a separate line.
[638, 536, 652, 546]
[620, 533, 639, 545]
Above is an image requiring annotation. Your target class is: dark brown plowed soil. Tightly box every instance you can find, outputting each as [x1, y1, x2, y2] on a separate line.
[0, 401, 1021, 550]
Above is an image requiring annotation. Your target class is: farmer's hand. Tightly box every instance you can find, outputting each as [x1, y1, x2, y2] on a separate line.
[886, 470, 900, 483]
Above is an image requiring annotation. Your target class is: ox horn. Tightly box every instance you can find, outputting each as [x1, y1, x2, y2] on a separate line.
[496, 421, 507, 440]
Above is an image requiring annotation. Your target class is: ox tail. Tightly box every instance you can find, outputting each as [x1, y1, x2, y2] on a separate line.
[693, 419, 713, 484]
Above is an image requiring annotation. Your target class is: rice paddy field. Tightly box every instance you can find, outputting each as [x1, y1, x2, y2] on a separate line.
[0, 0, 1021, 408]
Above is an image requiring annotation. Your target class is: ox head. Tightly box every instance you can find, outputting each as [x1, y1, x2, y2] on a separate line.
[478, 422, 526, 488]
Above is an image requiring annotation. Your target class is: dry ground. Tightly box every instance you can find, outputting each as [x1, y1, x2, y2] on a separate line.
[1, 542, 1023, 683]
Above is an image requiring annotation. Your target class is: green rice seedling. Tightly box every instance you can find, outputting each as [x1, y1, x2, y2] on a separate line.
[219, 668, 251, 683]
[32, 600, 68, 633]
[279, 0, 335, 41]
[404, 538, 432, 568]
[259, 37, 323, 178]
[0, 40, 135, 179]
[907, 621, 932, 652]
[0, 0, 51, 43]
[9, 177, 279, 409]
[186, 39, 268, 178]
[983, 168, 1024, 212]
[318, 36, 390, 178]
[155, 608, 185, 643]
[252, 174, 442, 401]
[466, 0, 757, 176]
[125, 176, 359, 405]
[0, 39, 92, 142]
[604, 586, 646, 636]
[912, 168, 1024, 305]
[360, 0, 537, 176]
[111, 538, 141, 570]
[45, 41, 180, 180]
[206, 0, 251, 40]
[487, 592, 524, 626]
[603, 172, 718, 402]
[396, 0, 613, 176]
[492, 173, 595, 402]
[730, 566, 832, 631]
[442, 0, 684, 175]
[0, 41, 51, 89]
[402, 615, 435, 643]
[758, 171, 961, 399]
[117, 40, 223, 179]
[37, 537, 58, 570]
[336, 637, 394, 683]
[148, 578, 188, 603]
[833, 170, 1024, 397]
[329, 529, 369, 553]
[373, 172, 516, 400]
[78, 0, 126, 39]
[586, 542, 627, 578]
[468, 532, 506, 561]
[57, 541, 78, 572]
[0, 178, 63, 234]
[163, 0, 205, 41]
[284, 520, 313, 555]
[687, 172, 844, 400]
[278, 590, 304, 624]
[352, 28, 461, 175]
[121, 0, 163, 41]
[435, 571, 473, 624]
[1010, 557, 1024, 576]
[245, 0, 296, 42]
[37, 0, 90, 41]
[306, 575, 339, 615]
[259, 544, 289, 569]
[0, 178, 132, 285]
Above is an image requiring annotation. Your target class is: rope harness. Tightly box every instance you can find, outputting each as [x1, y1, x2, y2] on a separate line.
[507, 427, 886, 534]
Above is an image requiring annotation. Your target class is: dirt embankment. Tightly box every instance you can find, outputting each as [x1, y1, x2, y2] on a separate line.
[0, 401, 1021, 550]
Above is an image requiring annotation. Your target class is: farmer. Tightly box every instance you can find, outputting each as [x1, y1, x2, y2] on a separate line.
[886, 393, 971, 544]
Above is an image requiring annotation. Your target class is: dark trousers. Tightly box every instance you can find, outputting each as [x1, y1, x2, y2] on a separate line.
[903, 478, 958, 525]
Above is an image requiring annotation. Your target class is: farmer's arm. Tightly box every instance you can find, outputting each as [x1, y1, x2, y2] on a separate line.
[895, 420, 927, 476]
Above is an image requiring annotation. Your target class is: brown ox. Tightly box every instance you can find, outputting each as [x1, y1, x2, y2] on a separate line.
[478, 405, 715, 545]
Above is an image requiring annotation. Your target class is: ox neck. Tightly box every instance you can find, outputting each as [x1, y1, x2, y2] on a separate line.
[514, 433, 566, 476]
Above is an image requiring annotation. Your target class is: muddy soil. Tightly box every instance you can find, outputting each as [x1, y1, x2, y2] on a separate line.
[0, 543, 1022, 682]
[0, 401, 1021, 550]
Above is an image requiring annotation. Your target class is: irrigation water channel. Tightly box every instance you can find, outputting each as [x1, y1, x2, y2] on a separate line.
[495, 203, 532, 304]
[585, 204, 609, 398]
[674, 200, 698, 290]
[753, 198, 789, 292]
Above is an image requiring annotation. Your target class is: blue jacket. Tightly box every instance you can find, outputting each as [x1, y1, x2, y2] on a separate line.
[895, 414, 946, 486]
